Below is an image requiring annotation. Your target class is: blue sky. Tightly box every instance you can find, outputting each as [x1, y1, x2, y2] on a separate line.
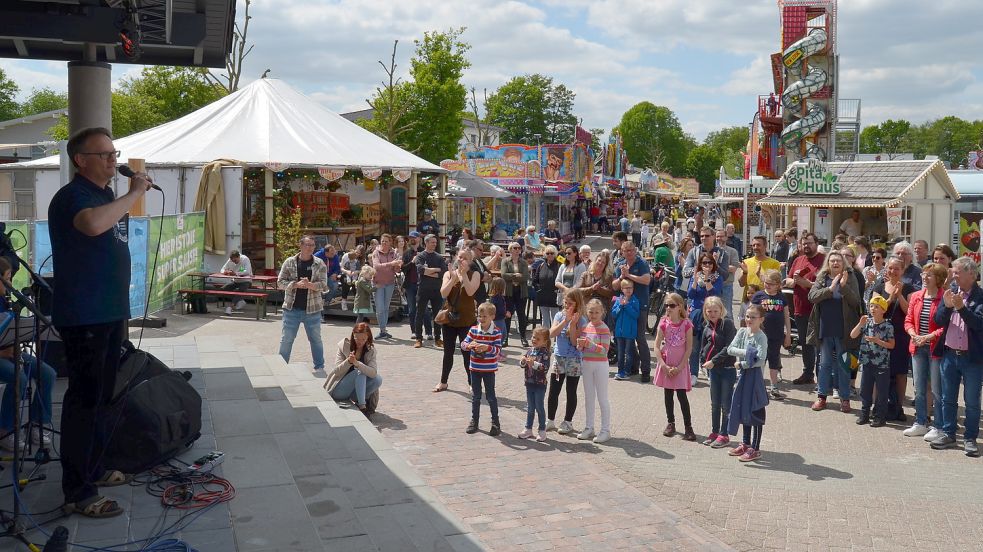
[2, 0, 981, 143]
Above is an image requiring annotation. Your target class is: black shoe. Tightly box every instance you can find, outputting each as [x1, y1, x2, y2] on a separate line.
[466, 419, 478, 434]
[520, 337, 529, 348]
[856, 411, 870, 425]
[870, 417, 886, 427]
[640, 374, 651, 384]
[489, 422, 501, 437]
[792, 375, 815, 385]
[895, 411, 907, 422]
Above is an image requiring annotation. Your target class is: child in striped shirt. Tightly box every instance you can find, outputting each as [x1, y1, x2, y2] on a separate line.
[462, 302, 503, 436]
[576, 298, 613, 443]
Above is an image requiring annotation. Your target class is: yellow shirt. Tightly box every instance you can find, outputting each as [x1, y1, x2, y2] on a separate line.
[742, 256, 781, 302]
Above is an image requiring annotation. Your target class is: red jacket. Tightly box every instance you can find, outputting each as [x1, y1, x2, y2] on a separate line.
[903, 289, 943, 357]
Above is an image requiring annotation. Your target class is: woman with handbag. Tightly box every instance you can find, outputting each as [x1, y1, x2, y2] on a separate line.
[536, 246, 562, 327]
[433, 248, 480, 393]
[502, 242, 531, 348]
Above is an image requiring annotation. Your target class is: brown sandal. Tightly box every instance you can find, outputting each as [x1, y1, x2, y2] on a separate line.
[64, 496, 123, 518]
[432, 383, 448, 393]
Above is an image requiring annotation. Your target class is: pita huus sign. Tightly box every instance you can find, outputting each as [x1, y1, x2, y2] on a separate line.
[784, 159, 840, 195]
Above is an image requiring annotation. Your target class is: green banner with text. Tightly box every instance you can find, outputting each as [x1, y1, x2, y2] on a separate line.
[146, 212, 206, 314]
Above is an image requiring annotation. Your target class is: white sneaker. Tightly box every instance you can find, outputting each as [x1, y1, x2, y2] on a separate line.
[832, 389, 840, 400]
[341, 299, 348, 311]
[235, 299, 246, 310]
[593, 430, 611, 444]
[536, 430, 547, 442]
[690, 373, 698, 387]
[225, 306, 233, 315]
[924, 427, 944, 442]
[517, 428, 534, 439]
[30, 430, 52, 446]
[0, 432, 24, 451]
[903, 423, 929, 437]
[577, 428, 595, 440]
[545, 420, 557, 432]
[557, 420, 573, 434]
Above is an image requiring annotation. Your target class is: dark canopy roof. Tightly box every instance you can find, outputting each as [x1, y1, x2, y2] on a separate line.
[446, 170, 512, 199]
[0, 0, 235, 67]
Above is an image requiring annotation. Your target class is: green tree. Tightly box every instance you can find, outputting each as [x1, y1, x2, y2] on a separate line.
[720, 148, 745, 179]
[544, 83, 576, 143]
[360, 40, 415, 147]
[119, 66, 225, 123]
[859, 119, 912, 157]
[588, 128, 604, 155]
[485, 74, 550, 144]
[616, 102, 688, 175]
[685, 144, 722, 194]
[19, 87, 68, 116]
[0, 67, 19, 121]
[401, 28, 471, 163]
[704, 126, 749, 155]
[920, 116, 978, 167]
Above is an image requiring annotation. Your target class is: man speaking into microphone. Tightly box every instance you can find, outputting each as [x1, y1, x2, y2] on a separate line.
[48, 127, 153, 518]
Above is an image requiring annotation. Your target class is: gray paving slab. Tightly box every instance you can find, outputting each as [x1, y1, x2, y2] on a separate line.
[295, 474, 367, 541]
[215, 433, 295, 489]
[352, 504, 418, 552]
[319, 533, 380, 552]
[203, 368, 257, 400]
[259, 397, 306, 433]
[274, 430, 332, 478]
[229, 484, 324, 551]
[209, 397, 270, 437]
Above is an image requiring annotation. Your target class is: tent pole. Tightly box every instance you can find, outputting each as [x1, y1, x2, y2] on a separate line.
[438, 174, 447, 253]
[409, 172, 418, 231]
[265, 168, 274, 271]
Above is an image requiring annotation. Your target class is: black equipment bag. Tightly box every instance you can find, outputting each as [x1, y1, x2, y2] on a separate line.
[103, 341, 202, 473]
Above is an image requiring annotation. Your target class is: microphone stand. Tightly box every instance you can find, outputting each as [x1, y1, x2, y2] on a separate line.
[0, 278, 52, 548]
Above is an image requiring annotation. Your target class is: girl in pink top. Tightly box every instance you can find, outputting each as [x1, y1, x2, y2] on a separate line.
[370, 234, 402, 339]
[654, 292, 696, 441]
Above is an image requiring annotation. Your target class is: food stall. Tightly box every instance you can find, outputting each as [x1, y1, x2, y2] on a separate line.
[444, 170, 513, 240]
[757, 159, 958, 247]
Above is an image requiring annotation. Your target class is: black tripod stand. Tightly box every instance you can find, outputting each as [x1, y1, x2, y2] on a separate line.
[0, 278, 57, 549]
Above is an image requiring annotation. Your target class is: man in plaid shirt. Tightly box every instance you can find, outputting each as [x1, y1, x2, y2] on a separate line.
[278, 235, 328, 372]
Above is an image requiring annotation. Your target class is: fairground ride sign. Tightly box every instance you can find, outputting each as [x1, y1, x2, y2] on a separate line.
[783, 159, 840, 195]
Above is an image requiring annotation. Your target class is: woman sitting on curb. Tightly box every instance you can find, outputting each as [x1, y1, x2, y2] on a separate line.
[325, 322, 382, 416]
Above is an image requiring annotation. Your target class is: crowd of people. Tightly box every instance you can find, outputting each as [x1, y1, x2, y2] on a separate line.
[294, 204, 983, 462]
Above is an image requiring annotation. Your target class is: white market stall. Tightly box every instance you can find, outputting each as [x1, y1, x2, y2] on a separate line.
[2, 79, 447, 271]
[758, 159, 958, 247]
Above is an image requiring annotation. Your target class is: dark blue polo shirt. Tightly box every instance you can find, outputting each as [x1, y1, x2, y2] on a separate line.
[48, 174, 131, 327]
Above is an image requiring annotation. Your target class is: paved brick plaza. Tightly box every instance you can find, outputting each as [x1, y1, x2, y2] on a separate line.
[170, 299, 983, 551]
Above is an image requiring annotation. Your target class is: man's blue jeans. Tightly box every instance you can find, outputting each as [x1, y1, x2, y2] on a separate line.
[633, 308, 651, 377]
[374, 284, 395, 333]
[941, 350, 982, 440]
[709, 367, 737, 435]
[328, 369, 383, 407]
[615, 337, 635, 378]
[818, 337, 851, 400]
[912, 347, 942, 428]
[0, 353, 56, 430]
[324, 277, 341, 303]
[279, 308, 324, 370]
[404, 283, 432, 338]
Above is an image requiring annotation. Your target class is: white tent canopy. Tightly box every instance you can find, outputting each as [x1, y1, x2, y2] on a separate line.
[5, 78, 445, 172]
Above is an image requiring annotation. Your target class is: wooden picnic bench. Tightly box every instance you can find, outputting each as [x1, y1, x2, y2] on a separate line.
[178, 289, 268, 320]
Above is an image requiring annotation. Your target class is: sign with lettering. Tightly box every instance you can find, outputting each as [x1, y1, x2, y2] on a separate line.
[783, 159, 840, 195]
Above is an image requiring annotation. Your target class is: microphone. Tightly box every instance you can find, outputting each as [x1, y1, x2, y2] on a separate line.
[118, 164, 161, 191]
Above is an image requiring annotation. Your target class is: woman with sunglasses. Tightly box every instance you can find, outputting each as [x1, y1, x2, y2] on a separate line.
[555, 245, 586, 302]
[687, 252, 723, 385]
[502, 242, 531, 348]
[535, 246, 562, 327]
[863, 247, 888, 289]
